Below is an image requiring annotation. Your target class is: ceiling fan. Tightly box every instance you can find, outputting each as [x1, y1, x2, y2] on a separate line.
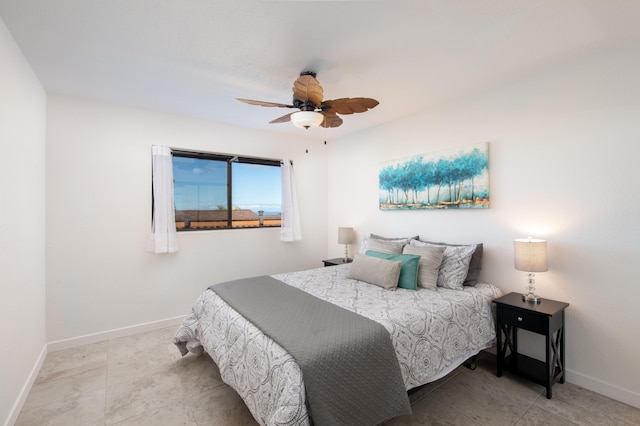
[236, 71, 379, 129]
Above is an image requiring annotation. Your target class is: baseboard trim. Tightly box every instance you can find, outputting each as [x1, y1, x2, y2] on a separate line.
[566, 368, 640, 409]
[5, 344, 47, 426]
[47, 315, 186, 352]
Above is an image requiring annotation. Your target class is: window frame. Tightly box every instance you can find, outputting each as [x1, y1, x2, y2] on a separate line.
[171, 149, 282, 231]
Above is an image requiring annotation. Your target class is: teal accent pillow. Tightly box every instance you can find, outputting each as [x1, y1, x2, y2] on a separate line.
[365, 250, 421, 290]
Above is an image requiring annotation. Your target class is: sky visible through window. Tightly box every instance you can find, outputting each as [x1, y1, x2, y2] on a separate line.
[172, 157, 282, 214]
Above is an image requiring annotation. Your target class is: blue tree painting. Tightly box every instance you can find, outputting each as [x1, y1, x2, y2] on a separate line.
[379, 142, 489, 210]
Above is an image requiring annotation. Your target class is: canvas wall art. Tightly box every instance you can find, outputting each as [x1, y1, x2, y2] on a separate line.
[379, 142, 489, 210]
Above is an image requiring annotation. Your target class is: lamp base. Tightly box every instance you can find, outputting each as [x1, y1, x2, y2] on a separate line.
[343, 244, 350, 264]
[522, 293, 541, 304]
[522, 273, 541, 304]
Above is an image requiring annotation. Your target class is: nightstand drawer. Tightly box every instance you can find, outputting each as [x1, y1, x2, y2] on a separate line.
[500, 307, 545, 333]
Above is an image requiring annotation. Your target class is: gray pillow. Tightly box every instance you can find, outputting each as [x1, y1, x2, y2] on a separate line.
[416, 239, 483, 285]
[359, 234, 418, 254]
[409, 240, 476, 290]
[347, 253, 402, 290]
[365, 238, 405, 254]
[402, 244, 446, 290]
[370, 234, 419, 243]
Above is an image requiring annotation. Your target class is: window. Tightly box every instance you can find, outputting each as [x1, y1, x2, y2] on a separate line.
[171, 150, 282, 231]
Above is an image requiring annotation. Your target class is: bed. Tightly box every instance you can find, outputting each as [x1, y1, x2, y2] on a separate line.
[174, 240, 503, 425]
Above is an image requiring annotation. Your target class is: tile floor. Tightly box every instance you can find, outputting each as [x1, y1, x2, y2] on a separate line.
[15, 326, 640, 426]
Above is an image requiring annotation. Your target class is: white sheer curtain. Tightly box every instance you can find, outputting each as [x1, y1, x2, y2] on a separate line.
[147, 145, 178, 253]
[280, 159, 302, 242]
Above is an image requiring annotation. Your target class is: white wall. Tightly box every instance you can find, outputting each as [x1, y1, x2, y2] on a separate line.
[326, 41, 640, 408]
[45, 95, 328, 344]
[0, 17, 47, 426]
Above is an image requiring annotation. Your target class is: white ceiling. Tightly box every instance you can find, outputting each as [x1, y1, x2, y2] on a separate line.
[2, 0, 640, 138]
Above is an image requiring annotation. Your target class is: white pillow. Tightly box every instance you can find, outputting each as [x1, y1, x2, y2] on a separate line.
[402, 244, 446, 290]
[409, 240, 476, 290]
[347, 253, 402, 290]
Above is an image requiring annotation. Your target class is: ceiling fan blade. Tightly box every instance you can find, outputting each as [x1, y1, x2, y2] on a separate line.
[269, 112, 294, 124]
[293, 75, 323, 106]
[237, 98, 295, 108]
[322, 97, 379, 114]
[321, 111, 343, 128]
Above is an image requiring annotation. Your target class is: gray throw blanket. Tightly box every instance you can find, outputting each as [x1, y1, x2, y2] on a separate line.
[211, 276, 411, 426]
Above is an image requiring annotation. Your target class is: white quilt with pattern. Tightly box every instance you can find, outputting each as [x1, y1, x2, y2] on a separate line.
[174, 264, 503, 426]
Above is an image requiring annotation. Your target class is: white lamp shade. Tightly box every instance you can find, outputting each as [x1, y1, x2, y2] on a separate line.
[514, 238, 548, 272]
[338, 227, 355, 244]
[290, 111, 324, 129]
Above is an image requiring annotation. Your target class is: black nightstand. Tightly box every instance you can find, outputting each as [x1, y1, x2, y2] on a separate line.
[494, 292, 569, 399]
[322, 258, 352, 267]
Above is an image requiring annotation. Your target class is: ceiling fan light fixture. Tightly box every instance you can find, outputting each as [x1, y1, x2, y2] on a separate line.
[290, 111, 324, 129]
[237, 72, 378, 129]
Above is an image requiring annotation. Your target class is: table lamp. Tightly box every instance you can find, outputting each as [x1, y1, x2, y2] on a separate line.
[514, 237, 548, 303]
[338, 227, 355, 262]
